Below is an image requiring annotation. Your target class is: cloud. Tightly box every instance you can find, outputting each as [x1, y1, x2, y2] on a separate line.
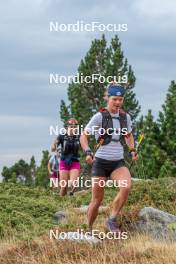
[0, 0, 175, 171]
[0, 114, 59, 179]
[0, 114, 60, 143]
[132, 0, 176, 17]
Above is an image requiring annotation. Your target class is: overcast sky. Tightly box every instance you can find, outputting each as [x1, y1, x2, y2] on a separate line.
[0, 0, 176, 178]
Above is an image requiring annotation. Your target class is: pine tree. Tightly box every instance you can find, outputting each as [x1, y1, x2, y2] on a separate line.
[158, 81, 176, 161]
[35, 150, 50, 187]
[29, 156, 36, 184]
[13, 159, 31, 184]
[60, 100, 71, 127]
[134, 110, 167, 179]
[157, 80, 176, 177]
[2, 160, 31, 184]
[60, 35, 140, 126]
[106, 36, 140, 119]
[2, 166, 12, 182]
[10, 172, 17, 183]
[159, 159, 176, 178]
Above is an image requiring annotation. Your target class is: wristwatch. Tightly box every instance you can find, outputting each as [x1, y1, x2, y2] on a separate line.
[129, 148, 137, 156]
[129, 148, 136, 153]
[84, 149, 93, 158]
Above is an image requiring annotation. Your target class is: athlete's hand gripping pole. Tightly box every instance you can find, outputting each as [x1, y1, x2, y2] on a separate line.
[129, 133, 145, 170]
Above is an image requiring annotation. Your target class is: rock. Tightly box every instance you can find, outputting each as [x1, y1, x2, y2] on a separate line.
[131, 178, 153, 182]
[106, 178, 152, 186]
[53, 211, 66, 222]
[139, 207, 176, 224]
[133, 207, 176, 240]
[51, 231, 101, 244]
[131, 178, 143, 181]
[74, 205, 108, 214]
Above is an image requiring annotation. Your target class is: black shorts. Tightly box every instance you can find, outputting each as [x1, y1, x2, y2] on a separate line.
[92, 157, 127, 178]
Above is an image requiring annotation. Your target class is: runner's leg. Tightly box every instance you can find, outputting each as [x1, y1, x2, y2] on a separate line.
[59, 170, 69, 196]
[69, 169, 80, 194]
[87, 177, 106, 230]
[110, 167, 132, 217]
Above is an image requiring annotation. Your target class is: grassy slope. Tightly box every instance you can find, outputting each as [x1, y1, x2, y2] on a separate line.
[0, 178, 176, 263]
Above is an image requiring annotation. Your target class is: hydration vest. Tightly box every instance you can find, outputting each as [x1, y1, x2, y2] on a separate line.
[57, 134, 80, 158]
[97, 108, 129, 146]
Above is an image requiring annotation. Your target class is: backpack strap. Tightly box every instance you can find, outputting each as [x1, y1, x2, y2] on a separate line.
[57, 134, 65, 147]
[97, 109, 113, 145]
[119, 109, 128, 146]
[95, 108, 128, 149]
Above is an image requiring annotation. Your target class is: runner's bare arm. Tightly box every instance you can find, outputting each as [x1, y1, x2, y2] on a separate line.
[51, 136, 61, 152]
[80, 131, 94, 164]
[51, 139, 57, 151]
[125, 132, 135, 149]
[125, 133, 139, 161]
[80, 131, 90, 151]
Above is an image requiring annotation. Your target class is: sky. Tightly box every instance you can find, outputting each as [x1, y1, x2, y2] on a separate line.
[0, 0, 176, 178]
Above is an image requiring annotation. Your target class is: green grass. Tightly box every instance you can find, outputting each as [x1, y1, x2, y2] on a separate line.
[0, 178, 176, 241]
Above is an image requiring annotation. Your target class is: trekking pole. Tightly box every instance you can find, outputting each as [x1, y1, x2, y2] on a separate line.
[129, 133, 145, 170]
